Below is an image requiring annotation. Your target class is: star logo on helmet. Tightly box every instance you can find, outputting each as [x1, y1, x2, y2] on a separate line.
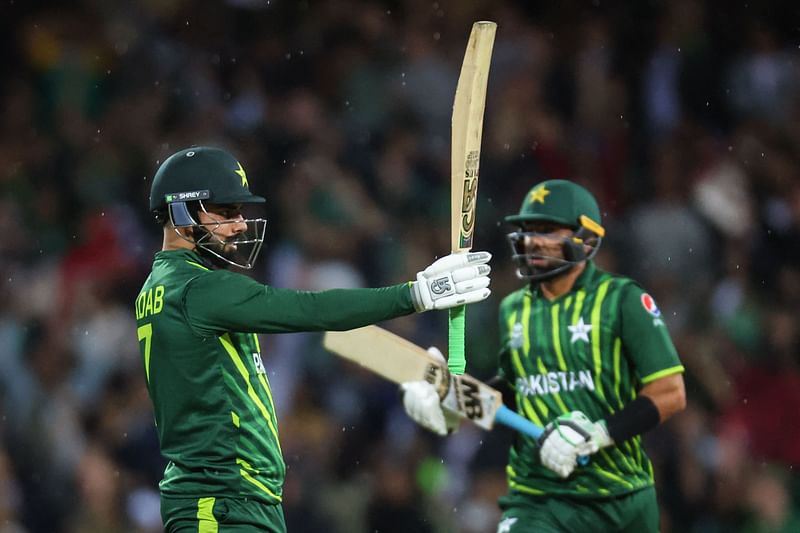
[235, 162, 248, 187]
[528, 185, 550, 204]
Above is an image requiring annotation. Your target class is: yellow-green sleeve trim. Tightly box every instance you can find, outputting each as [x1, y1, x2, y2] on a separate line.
[640, 365, 685, 384]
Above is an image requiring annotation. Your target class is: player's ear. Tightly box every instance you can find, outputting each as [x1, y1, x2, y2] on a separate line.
[171, 224, 193, 240]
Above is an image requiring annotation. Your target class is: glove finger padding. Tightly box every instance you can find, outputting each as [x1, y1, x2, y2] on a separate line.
[451, 264, 491, 283]
[426, 346, 446, 362]
[537, 411, 609, 478]
[538, 424, 587, 478]
[401, 381, 449, 436]
[454, 276, 490, 293]
[411, 251, 492, 311]
[422, 251, 491, 276]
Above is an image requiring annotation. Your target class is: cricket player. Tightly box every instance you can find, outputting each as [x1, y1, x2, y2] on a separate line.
[136, 146, 492, 532]
[402, 179, 686, 532]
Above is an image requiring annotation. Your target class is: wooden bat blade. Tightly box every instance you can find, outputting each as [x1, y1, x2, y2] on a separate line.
[323, 326, 589, 463]
[449, 21, 496, 376]
[323, 326, 502, 430]
[323, 326, 445, 387]
[451, 20, 496, 253]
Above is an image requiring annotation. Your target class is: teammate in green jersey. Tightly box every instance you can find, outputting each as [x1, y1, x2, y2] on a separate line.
[402, 179, 686, 532]
[136, 146, 493, 532]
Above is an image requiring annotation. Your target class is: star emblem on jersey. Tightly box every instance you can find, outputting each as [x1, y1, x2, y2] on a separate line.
[235, 161, 248, 187]
[528, 184, 550, 204]
[509, 322, 524, 350]
[497, 517, 518, 533]
[568, 317, 593, 344]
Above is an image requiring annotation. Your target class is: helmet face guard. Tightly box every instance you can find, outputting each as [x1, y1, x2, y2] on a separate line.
[168, 199, 266, 270]
[150, 147, 269, 268]
[506, 215, 603, 281]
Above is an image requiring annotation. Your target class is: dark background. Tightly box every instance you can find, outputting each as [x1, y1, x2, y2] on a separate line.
[1, 0, 800, 531]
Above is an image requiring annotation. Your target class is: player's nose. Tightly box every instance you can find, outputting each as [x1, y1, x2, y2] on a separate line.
[524, 233, 547, 247]
[230, 215, 247, 233]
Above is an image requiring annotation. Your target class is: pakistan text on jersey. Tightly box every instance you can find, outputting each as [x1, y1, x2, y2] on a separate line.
[515, 370, 595, 397]
[136, 285, 165, 320]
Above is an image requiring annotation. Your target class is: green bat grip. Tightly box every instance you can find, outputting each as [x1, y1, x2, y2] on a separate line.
[448, 304, 466, 374]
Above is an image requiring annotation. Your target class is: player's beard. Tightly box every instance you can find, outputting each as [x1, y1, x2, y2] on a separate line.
[192, 228, 243, 269]
[208, 238, 239, 259]
[527, 246, 565, 269]
[522, 246, 573, 281]
[191, 220, 266, 269]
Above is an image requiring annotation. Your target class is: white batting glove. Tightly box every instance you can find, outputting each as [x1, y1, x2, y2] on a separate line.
[538, 411, 613, 478]
[410, 252, 491, 312]
[401, 347, 461, 435]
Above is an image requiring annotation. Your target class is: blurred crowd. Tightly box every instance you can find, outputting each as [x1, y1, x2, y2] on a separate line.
[1, 0, 800, 531]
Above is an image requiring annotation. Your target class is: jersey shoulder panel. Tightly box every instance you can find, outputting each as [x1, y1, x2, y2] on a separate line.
[180, 269, 263, 335]
[499, 286, 529, 315]
[586, 265, 637, 292]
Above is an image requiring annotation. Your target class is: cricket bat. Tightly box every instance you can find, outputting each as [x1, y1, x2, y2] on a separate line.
[323, 325, 545, 439]
[449, 21, 497, 375]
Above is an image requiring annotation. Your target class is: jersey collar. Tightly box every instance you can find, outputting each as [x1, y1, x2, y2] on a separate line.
[155, 248, 215, 269]
[571, 261, 597, 290]
[527, 261, 597, 300]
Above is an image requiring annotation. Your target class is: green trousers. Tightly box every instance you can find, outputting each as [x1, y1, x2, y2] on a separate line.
[497, 486, 659, 533]
[161, 496, 287, 532]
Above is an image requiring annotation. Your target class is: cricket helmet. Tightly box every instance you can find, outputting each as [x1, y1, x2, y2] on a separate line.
[504, 179, 605, 281]
[149, 146, 267, 269]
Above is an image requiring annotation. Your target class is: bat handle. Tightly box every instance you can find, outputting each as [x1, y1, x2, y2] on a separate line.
[494, 406, 590, 466]
[448, 305, 466, 374]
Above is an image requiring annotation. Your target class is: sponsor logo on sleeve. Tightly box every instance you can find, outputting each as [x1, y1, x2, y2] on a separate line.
[641, 293, 664, 326]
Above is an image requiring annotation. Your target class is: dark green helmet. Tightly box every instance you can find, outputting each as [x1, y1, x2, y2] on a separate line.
[504, 180, 605, 281]
[149, 146, 267, 270]
[149, 146, 265, 214]
[505, 179, 603, 232]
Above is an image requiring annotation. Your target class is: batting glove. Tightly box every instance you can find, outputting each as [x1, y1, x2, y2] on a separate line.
[537, 411, 613, 478]
[400, 347, 461, 435]
[410, 252, 491, 312]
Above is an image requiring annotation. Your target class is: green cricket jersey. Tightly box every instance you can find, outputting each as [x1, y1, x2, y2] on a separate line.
[135, 249, 415, 504]
[497, 261, 684, 499]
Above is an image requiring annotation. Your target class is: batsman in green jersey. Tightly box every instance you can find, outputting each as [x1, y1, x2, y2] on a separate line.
[136, 146, 493, 532]
[403, 180, 686, 533]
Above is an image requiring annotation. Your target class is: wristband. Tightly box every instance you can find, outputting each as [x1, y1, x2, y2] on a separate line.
[604, 395, 660, 444]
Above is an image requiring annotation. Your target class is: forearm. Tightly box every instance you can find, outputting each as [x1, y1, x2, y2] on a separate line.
[604, 373, 686, 443]
[248, 283, 415, 333]
[640, 373, 687, 421]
